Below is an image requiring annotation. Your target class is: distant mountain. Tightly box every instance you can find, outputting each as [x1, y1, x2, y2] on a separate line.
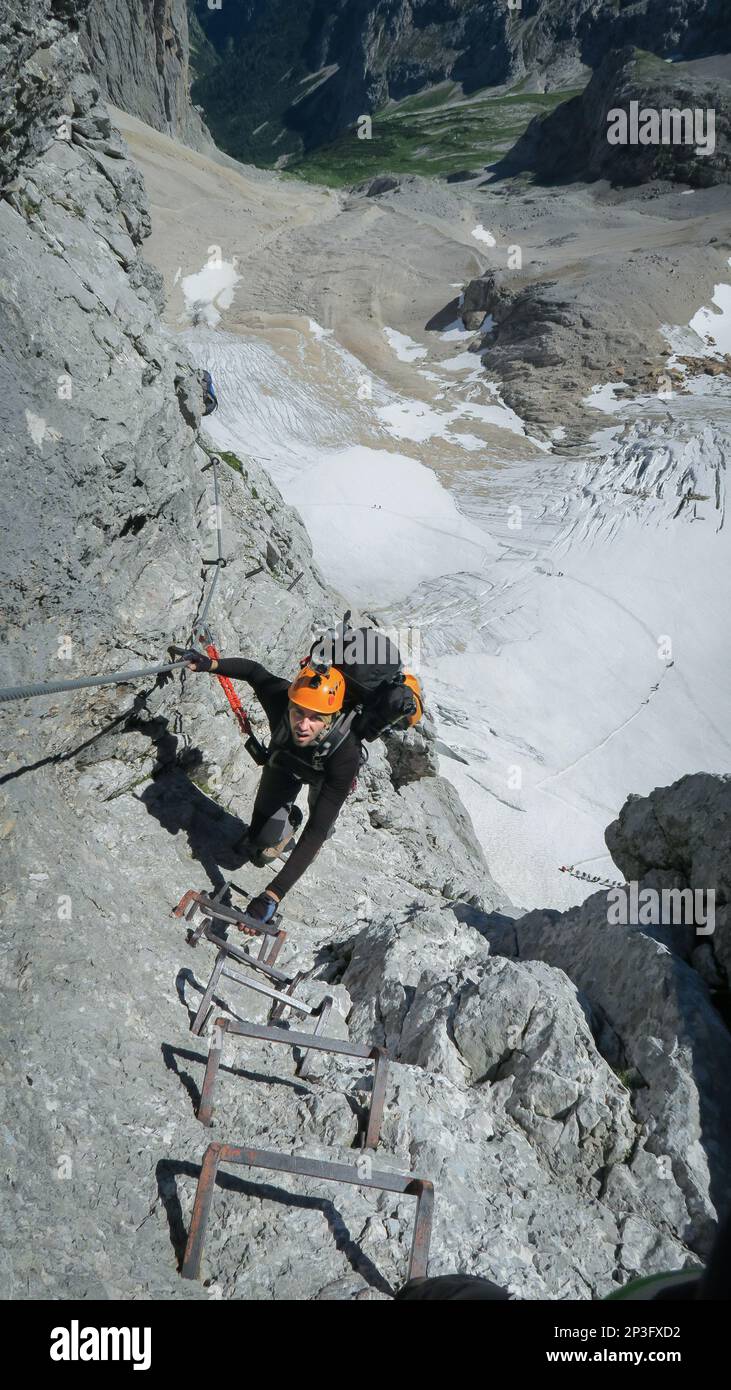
[187, 0, 731, 167]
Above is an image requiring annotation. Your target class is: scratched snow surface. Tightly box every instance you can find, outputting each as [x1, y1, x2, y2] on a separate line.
[184, 320, 731, 911]
[392, 399, 731, 909]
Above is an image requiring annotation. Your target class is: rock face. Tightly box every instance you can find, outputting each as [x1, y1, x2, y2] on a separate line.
[81, 0, 212, 150]
[458, 242, 731, 438]
[473, 772, 731, 1258]
[0, 1, 208, 670]
[500, 46, 731, 187]
[1, 0, 730, 1302]
[1, 0, 86, 188]
[187, 0, 731, 163]
[458, 265, 655, 435]
[606, 773, 731, 986]
[461, 268, 514, 332]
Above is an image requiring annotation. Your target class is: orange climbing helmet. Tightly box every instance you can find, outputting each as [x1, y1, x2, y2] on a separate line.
[402, 672, 424, 727]
[288, 664, 346, 714]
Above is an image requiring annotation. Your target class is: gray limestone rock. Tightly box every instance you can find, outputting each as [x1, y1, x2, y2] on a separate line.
[80, 0, 213, 152]
[0, 0, 728, 1305]
[481, 891, 731, 1252]
[500, 47, 731, 188]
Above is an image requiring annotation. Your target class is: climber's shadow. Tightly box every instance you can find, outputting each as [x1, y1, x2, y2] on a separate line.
[128, 713, 257, 887]
[155, 1158, 395, 1296]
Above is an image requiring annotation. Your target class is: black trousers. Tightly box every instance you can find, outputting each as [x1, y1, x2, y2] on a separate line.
[247, 765, 331, 848]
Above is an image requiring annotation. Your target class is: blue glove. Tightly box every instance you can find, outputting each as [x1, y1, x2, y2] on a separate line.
[245, 892, 279, 925]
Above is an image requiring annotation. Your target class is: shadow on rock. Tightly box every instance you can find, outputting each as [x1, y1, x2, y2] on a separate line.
[129, 714, 258, 888]
[156, 1158, 395, 1294]
[162, 1039, 311, 1120]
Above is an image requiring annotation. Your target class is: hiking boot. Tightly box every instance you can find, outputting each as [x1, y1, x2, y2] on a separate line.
[255, 831, 297, 864]
[236, 806, 302, 866]
[235, 836, 267, 867]
[235, 832, 297, 867]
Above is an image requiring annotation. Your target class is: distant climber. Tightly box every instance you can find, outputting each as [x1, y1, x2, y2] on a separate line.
[201, 369, 218, 416]
[181, 620, 422, 928]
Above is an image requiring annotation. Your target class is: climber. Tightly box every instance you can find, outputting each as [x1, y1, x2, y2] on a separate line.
[201, 369, 218, 416]
[181, 649, 362, 927]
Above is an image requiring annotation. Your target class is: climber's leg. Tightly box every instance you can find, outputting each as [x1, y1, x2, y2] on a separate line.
[307, 776, 336, 842]
[240, 766, 304, 863]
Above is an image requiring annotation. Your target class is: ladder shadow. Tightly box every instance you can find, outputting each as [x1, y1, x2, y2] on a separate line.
[155, 1158, 395, 1297]
[161, 1041, 310, 1116]
[175, 964, 283, 1034]
[175, 964, 230, 1029]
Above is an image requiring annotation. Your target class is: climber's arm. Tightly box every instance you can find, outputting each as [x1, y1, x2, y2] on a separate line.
[208, 656, 290, 724]
[265, 744, 360, 898]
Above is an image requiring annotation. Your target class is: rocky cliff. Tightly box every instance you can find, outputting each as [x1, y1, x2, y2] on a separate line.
[81, 0, 212, 149]
[499, 46, 731, 186]
[1, 0, 730, 1301]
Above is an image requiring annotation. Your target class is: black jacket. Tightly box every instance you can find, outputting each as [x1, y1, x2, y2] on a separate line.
[213, 657, 361, 895]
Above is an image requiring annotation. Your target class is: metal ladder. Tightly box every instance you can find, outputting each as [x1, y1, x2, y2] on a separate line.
[171, 881, 434, 1289]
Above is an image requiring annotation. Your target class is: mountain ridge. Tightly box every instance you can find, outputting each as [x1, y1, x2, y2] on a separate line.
[186, 0, 731, 166]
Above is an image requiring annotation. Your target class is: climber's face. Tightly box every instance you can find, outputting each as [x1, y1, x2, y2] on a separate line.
[289, 702, 330, 746]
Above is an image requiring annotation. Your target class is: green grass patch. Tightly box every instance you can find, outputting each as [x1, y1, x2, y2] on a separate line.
[288, 82, 586, 187]
[629, 48, 673, 79]
[219, 449, 245, 475]
[612, 1065, 649, 1093]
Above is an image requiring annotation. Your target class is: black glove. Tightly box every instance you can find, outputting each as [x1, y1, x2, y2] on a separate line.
[245, 892, 279, 924]
[179, 648, 213, 673]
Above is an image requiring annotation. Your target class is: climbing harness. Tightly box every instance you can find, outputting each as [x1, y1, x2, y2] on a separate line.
[266, 706, 360, 781]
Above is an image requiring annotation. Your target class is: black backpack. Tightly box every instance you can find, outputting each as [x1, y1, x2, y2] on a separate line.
[263, 616, 423, 780]
[309, 612, 421, 743]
